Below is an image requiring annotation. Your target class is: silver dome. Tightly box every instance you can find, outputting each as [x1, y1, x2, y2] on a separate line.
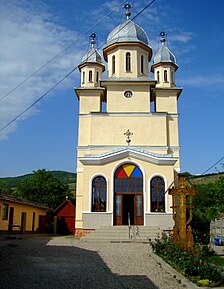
[81, 47, 103, 64]
[153, 42, 176, 64]
[105, 19, 149, 48]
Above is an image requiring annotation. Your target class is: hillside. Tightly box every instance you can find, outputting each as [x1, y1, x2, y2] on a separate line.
[0, 171, 77, 192]
[188, 172, 224, 185]
[1, 170, 223, 193]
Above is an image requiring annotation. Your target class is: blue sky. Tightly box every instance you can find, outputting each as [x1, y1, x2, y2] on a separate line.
[0, 0, 223, 177]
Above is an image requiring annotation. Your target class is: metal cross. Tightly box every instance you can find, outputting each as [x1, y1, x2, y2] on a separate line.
[123, 2, 132, 19]
[90, 32, 96, 47]
[124, 129, 133, 146]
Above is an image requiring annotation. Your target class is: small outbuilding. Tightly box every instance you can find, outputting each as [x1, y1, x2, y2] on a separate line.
[54, 198, 75, 235]
[0, 193, 48, 233]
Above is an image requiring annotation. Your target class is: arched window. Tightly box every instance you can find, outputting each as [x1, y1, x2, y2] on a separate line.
[150, 176, 165, 212]
[126, 52, 131, 72]
[92, 176, 106, 212]
[140, 55, 144, 74]
[112, 55, 115, 75]
[164, 70, 168, 82]
[82, 71, 85, 84]
[89, 70, 93, 82]
[157, 71, 160, 83]
[96, 71, 99, 83]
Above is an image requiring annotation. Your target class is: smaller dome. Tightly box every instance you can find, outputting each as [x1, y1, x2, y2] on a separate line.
[153, 46, 176, 64]
[105, 19, 149, 48]
[81, 47, 103, 64]
[153, 34, 176, 65]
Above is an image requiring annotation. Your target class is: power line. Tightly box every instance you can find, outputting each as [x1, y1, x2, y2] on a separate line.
[201, 155, 224, 175]
[0, 68, 76, 133]
[0, 0, 127, 103]
[0, 0, 157, 133]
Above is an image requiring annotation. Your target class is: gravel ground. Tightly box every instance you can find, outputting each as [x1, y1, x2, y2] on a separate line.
[0, 235, 186, 289]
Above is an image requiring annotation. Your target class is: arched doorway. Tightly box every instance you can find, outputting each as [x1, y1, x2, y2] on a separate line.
[114, 163, 143, 225]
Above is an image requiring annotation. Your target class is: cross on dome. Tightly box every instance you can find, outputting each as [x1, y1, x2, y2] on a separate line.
[90, 32, 97, 47]
[123, 2, 133, 19]
[160, 31, 166, 46]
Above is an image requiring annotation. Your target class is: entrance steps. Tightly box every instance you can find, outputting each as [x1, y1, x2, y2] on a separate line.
[80, 226, 162, 243]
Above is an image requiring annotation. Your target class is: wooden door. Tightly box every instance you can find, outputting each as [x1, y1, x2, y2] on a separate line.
[114, 163, 144, 226]
[21, 212, 26, 234]
[135, 194, 143, 225]
[32, 212, 35, 232]
[8, 207, 14, 231]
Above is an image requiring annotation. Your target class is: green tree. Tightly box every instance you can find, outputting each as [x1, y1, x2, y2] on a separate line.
[15, 169, 72, 209]
[0, 179, 12, 195]
[193, 176, 224, 222]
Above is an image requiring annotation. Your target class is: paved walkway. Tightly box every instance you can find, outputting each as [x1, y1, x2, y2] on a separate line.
[0, 235, 187, 289]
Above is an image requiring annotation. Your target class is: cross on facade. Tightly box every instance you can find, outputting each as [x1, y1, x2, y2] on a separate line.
[124, 129, 133, 146]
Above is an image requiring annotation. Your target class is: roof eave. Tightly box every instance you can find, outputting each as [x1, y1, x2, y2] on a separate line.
[151, 62, 179, 72]
[79, 147, 177, 166]
[78, 62, 105, 72]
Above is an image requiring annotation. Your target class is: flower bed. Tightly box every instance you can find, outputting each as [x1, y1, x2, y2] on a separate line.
[151, 233, 224, 287]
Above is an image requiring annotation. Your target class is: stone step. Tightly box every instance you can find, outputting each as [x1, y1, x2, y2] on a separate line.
[80, 226, 162, 243]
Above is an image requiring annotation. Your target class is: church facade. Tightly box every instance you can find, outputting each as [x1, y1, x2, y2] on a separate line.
[74, 5, 182, 236]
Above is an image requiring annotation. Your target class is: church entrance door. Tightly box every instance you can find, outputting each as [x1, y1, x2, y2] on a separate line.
[114, 164, 143, 225]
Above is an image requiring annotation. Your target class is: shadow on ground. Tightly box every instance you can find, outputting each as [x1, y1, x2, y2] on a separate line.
[0, 235, 159, 289]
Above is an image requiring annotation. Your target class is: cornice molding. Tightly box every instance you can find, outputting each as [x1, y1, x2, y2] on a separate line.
[79, 147, 178, 166]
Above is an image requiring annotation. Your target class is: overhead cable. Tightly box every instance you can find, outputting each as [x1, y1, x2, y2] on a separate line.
[201, 155, 224, 175]
[0, 0, 127, 103]
[0, 0, 157, 133]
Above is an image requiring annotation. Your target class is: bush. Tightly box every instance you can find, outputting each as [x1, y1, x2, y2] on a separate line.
[151, 233, 224, 287]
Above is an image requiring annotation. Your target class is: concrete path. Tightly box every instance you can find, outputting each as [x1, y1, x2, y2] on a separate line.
[0, 235, 187, 289]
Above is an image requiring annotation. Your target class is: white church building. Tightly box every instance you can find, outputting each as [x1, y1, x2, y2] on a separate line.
[74, 3, 182, 237]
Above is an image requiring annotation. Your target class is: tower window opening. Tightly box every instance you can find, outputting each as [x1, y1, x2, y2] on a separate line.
[89, 70, 93, 82]
[164, 70, 168, 82]
[82, 71, 85, 84]
[171, 70, 175, 84]
[96, 71, 99, 83]
[157, 71, 160, 83]
[112, 55, 115, 75]
[126, 52, 131, 72]
[140, 55, 144, 74]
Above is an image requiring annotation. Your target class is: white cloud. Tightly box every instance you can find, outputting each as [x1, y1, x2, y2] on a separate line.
[179, 75, 224, 87]
[169, 32, 194, 43]
[0, 0, 83, 140]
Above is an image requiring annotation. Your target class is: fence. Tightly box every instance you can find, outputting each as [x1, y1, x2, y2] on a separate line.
[210, 218, 224, 246]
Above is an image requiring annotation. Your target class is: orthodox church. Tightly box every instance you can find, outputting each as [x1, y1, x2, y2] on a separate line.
[74, 3, 182, 237]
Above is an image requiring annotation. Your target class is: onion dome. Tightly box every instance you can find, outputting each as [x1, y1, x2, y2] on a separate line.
[80, 32, 103, 65]
[103, 2, 152, 61]
[105, 19, 149, 48]
[153, 32, 177, 65]
[81, 47, 102, 64]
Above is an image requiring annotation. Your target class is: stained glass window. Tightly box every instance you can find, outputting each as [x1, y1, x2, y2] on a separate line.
[114, 164, 143, 193]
